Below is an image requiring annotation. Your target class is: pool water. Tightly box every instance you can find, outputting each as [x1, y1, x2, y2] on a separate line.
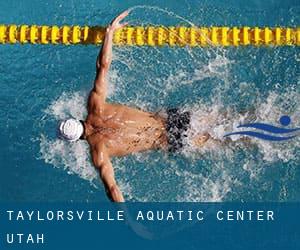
[0, 0, 299, 202]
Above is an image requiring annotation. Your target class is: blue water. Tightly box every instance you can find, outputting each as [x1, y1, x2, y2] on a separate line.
[0, 0, 299, 202]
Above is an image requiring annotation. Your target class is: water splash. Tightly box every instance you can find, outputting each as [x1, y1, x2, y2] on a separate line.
[37, 6, 300, 202]
[39, 89, 300, 202]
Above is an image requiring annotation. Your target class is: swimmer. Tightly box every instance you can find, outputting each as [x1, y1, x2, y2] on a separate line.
[58, 11, 210, 202]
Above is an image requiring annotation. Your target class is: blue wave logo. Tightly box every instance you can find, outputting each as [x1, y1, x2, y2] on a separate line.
[224, 116, 300, 141]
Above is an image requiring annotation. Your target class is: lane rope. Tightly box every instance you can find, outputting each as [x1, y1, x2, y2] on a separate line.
[0, 25, 299, 46]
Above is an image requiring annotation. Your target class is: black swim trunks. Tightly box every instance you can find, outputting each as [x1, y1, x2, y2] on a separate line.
[166, 108, 191, 153]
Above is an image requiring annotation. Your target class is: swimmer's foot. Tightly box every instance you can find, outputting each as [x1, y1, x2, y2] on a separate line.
[193, 133, 210, 147]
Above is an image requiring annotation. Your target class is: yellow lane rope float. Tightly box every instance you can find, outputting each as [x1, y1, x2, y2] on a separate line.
[0, 24, 299, 46]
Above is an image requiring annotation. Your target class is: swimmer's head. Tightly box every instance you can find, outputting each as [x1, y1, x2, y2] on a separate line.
[57, 118, 84, 142]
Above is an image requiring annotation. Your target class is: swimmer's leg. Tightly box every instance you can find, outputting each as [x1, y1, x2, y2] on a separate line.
[189, 108, 259, 148]
[192, 133, 254, 148]
[190, 115, 216, 147]
[192, 132, 211, 147]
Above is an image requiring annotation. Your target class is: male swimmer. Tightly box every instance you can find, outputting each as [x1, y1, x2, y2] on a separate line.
[58, 11, 210, 202]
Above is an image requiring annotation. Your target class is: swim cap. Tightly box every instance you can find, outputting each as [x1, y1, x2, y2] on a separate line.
[58, 118, 84, 142]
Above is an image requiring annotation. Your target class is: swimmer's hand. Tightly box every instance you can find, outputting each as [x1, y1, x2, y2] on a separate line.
[107, 10, 129, 33]
[94, 11, 129, 100]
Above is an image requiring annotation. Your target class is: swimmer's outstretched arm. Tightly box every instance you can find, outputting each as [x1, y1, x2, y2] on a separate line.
[93, 11, 129, 101]
[92, 143, 125, 202]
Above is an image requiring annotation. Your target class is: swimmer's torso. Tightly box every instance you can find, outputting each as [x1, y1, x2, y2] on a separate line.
[85, 92, 167, 156]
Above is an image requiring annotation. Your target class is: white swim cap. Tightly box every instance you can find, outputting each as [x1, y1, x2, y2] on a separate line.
[58, 118, 84, 142]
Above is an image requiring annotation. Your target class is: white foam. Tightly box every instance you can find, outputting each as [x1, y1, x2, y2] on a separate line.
[175, 164, 233, 202]
[38, 71, 300, 202]
[39, 134, 97, 183]
[180, 89, 300, 163]
[38, 72, 300, 203]
[253, 90, 300, 162]
[46, 92, 87, 120]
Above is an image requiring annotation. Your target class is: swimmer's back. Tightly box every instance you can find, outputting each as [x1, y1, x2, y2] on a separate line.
[86, 101, 168, 156]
